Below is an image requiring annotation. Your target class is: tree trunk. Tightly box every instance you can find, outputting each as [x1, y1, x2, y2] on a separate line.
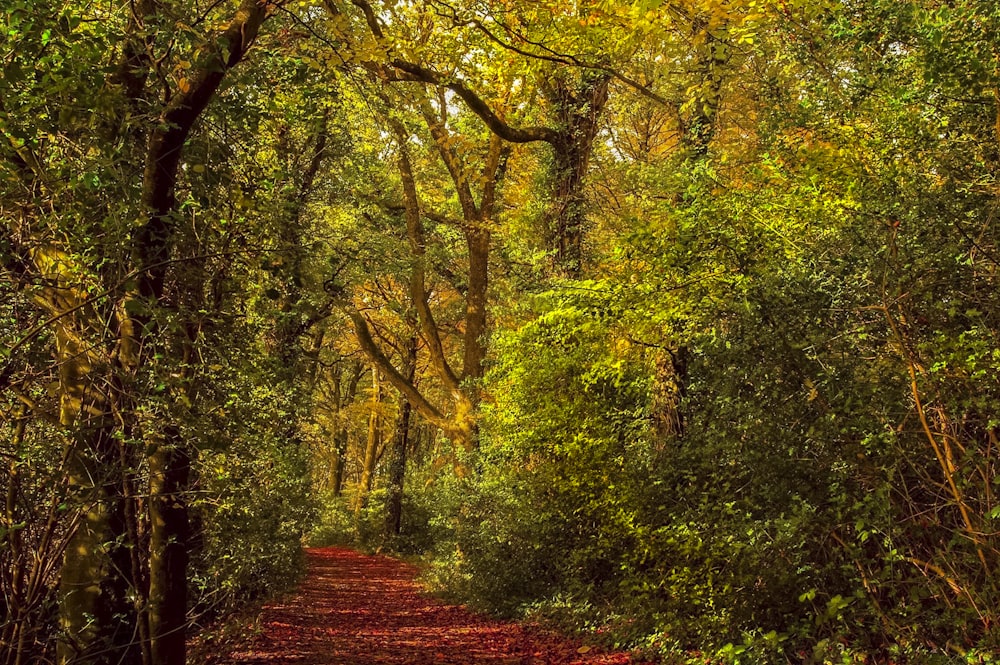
[331, 361, 363, 497]
[385, 334, 418, 540]
[127, 7, 270, 664]
[146, 429, 190, 665]
[354, 367, 382, 521]
[57, 434, 138, 665]
[463, 227, 490, 383]
[544, 71, 611, 278]
[44, 262, 138, 665]
[331, 430, 348, 496]
[384, 400, 412, 540]
[651, 346, 688, 446]
[121, 473, 151, 665]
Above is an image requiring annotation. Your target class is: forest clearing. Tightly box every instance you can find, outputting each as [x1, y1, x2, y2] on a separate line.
[3, 0, 1000, 663]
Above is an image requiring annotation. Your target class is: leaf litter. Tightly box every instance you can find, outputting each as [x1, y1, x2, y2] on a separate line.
[215, 546, 653, 665]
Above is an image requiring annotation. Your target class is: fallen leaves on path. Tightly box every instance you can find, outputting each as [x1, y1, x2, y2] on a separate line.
[218, 547, 652, 665]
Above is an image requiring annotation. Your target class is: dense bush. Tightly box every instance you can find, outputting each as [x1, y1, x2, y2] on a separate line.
[410, 296, 856, 659]
[185, 336, 319, 621]
[310, 479, 446, 556]
[413, 179, 1000, 660]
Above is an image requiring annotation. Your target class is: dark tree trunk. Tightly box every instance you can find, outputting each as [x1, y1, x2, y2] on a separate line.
[544, 71, 611, 278]
[331, 361, 363, 496]
[385, 334, 418, 540]
[117, 426, 152, 665]
[128, 7, 269, 665]
[146, 432, 190, 665]
[384, 400, 412, 540]
[463, 227, 490, 382]
[332, 429, 349, 496]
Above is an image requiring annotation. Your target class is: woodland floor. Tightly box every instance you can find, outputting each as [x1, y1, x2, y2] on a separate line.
[213, 546, 651, 665]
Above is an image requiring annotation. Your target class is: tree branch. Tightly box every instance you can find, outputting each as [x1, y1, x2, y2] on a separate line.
[348, 309, 450, 429]
[388, 117, 462, 392]
[428, 0, 673, 108]
[417, 96, 478, 220]
[389, 59, 558, 144]
[135, 0, 271, 301]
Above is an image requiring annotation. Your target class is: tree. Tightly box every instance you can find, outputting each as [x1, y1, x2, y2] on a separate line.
[1, 1, 294, 662]
[384, 331, 417, 539]
[341, 84, 509, 452]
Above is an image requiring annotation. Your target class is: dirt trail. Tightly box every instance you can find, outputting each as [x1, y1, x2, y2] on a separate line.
[221, 546, 647, 665]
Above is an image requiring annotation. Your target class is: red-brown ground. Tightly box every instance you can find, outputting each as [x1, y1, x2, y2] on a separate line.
[220, 546, 650, 665]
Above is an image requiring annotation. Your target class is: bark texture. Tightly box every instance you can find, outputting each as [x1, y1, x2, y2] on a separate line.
[385, 334, 418, 539]
[543, 72, 611, 278]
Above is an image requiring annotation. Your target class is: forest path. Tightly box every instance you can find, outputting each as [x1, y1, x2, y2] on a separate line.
[220, 546, 647, 665]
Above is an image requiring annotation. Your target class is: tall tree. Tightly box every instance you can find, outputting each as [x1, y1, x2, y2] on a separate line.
[384, 330, 418, 540]
[3, 1, 275, 662]
[345, 86, 509, 451]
